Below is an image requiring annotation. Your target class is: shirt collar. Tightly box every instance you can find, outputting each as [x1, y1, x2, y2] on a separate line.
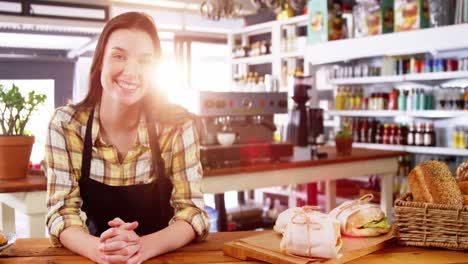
[90, 104, 150, 148]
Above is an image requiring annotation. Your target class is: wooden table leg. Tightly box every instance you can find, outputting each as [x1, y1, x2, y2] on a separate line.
[325, 180, 336, 213]
[0, 203, 16, 234]
[214, 193, 227, 232]
[381, 172, 394, 221]
[306, 183, 318, 205]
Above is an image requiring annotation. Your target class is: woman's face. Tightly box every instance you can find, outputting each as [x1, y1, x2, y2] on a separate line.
[100, 29, 156, 106]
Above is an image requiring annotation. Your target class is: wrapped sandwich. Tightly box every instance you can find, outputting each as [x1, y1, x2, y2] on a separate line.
[279, 210, 342, 259]
[274, 206, 321, 234]
[329, 194, 391, 237]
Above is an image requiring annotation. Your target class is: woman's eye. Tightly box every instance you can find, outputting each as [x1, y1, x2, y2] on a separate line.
[113, 54, 126, 61]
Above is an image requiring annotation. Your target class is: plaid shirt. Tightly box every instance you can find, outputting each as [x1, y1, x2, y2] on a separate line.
[45, 104, 209, 246]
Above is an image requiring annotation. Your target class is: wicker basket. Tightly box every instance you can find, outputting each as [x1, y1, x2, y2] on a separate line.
[394, 193, 468, 250]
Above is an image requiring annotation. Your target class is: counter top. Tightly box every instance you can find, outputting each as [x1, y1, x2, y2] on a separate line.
[0, 231, 465, 263]
[0, 174, 46, 193]
[204, 146, 405, 177]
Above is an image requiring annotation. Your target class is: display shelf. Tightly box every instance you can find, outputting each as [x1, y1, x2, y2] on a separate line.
[353, 143, 468, 156]
[404, 71, 468, 81]
[306, 24, 468, 65]
[330, 71, 468, 85]
[329, 71, 468, 85]
[280, 50, 306, 59]
[231, 15, 308, 36]
[327, 110, 402, 117]
[231, 54, 274, 65]
[327, 110, 468, 118]
[329, 76, 404, 85]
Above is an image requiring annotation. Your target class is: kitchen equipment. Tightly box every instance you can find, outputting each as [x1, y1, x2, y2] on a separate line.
[284, 76, 323, 146]
[223, 229, 395, 264]
[198, 91, 293, 169]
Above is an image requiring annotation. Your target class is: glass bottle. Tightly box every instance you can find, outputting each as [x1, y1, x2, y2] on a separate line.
[464, 87, 468, 110]
[335, 87, 342, 110]
[398, 90, 407, 111]
[407, 123, 415, 146]
[415, 123, 425, 146]
[423, 123, 433, 147]
[360, 118, 369, 143]
[383, 124, 390, 144]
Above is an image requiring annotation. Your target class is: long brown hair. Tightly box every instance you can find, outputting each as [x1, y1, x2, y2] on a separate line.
[76, 12, 167, 115]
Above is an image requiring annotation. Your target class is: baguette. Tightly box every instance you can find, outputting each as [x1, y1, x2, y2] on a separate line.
[408, 160, 463, 207]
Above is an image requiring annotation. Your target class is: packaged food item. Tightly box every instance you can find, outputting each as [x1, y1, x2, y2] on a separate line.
[367, 0, 394, 35]
[278, 208, 343, 259]
[394, 0, 429, 32]
[308, 0, 328, 44]
[307, 0, 347, 43]
[329, 194, 392, 237]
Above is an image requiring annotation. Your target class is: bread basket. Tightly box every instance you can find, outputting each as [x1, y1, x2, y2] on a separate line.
[394, 193, 468, 250]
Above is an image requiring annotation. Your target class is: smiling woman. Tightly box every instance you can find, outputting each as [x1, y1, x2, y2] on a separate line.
[45, 12, 209, 264]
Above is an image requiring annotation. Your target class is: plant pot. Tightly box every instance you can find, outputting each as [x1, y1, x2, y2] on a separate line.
[0, 136, 34, 180]
[335, 137, 353, 156]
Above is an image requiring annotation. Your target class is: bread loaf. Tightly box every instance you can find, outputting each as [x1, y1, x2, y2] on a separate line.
[0, 231, 7, 246]
[408, 160, 463, 207]
[464, 195, 468, 206]
[459, 181, 468, 195]
[455, 161, 468, 182]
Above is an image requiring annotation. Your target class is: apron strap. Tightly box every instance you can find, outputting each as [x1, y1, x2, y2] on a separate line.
[145, 111, 173, 222]
[81, 107, 95, 180]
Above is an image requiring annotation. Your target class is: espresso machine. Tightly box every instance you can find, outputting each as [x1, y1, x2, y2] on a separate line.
[198, 91, 293, 169]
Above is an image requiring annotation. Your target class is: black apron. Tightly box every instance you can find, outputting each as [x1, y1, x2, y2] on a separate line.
[79, 108, 174, 236]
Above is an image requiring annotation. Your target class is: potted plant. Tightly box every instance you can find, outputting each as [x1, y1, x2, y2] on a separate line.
[335, 129, 353, 156]
[0, 83, 46, 179]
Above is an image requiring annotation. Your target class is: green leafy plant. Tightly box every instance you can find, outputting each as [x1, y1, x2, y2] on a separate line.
[0, 83, 46, 136]
[335, 129, 352, 139]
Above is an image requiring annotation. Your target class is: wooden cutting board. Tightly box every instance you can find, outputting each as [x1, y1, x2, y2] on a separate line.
[223, 229, 395, 264]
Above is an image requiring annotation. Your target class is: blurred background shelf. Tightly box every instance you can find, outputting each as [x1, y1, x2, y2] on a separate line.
[353, 143, 468, 156]
[327, 110, 468, 118]
[306, 24, 468, 65]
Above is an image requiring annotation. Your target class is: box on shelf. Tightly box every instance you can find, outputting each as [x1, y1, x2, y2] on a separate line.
[307, 0, 328, 44]
[307, 0, 346, 44]
[394, 0, 429, 32]
[366, 0, 394, 35]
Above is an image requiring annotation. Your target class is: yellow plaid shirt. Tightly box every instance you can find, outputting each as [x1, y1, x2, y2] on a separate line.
[45, 104, 209, 246]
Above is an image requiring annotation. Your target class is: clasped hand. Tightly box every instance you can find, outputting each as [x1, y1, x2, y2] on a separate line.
[97, 218, 144, 264]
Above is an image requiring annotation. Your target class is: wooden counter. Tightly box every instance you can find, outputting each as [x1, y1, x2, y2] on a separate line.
[0, 231, 464, 263]
[203, 146, 405, 177]
[202, 147, 404, 231]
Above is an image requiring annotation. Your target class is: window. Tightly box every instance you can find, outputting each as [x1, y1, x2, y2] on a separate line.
[0, 80, 55, 164]
[191, 41, 229, 92]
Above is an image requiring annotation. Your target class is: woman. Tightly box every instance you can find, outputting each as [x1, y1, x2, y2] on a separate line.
[45, 12, 209, 264]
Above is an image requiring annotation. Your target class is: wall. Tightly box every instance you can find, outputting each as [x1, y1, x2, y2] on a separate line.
[0, 59, 75, 107]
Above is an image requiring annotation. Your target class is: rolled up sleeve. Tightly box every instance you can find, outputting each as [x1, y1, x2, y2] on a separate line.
[168, 119, 210, 241]
[45, 109, 87, 246]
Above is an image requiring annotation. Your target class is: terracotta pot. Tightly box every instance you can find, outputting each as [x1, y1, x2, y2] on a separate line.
[0, 135, 34, 179]
[335, 137, 353, 156]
